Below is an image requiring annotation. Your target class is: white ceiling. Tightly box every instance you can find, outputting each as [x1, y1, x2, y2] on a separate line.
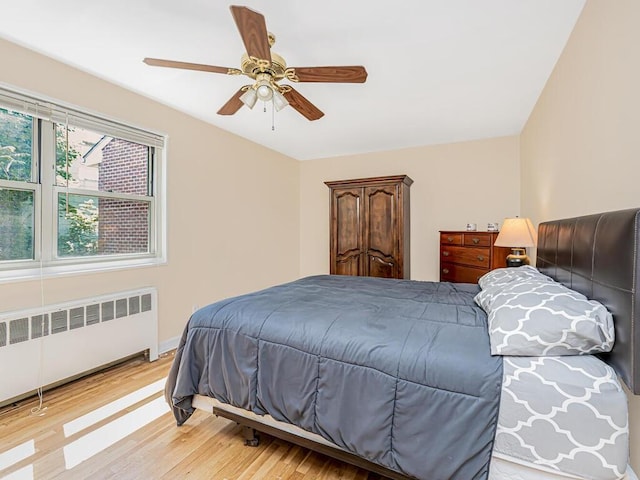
[0, 1, 585, 161]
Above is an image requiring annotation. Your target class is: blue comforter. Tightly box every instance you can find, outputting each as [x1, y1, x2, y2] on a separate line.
[166, 275, 502, 480]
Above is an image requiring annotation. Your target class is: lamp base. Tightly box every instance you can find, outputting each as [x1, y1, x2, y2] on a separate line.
[506, 248, 530, 268]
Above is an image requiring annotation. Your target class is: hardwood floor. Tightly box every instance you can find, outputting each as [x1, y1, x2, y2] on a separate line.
[0, 352, 389, 479]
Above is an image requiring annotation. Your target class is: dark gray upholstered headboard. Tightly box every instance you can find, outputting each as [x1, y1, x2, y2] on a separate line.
[536, 208, 640, 394]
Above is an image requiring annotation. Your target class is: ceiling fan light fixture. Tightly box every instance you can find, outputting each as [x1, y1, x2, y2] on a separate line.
[272, 89, 289, 111]
[240, 88, 258, 109]
[256, 83, 273, 101]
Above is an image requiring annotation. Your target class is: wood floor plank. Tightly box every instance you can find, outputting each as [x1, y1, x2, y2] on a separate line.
[0, 351, 391, 479]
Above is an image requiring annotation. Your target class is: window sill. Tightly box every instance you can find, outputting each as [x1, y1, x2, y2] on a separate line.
[0, 256, 167, 285]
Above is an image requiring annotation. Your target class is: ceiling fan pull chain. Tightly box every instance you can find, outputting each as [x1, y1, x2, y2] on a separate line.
[272, 100, 275, 131]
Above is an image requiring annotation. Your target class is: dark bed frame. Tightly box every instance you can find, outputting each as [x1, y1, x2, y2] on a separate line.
[211, 208, 640, 479]
[536, 208, 640, 394]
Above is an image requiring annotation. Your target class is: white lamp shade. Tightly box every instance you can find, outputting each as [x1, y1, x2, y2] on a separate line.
[494, 217, 537, 248]
[272, 90, 289, 111]
[240, 88, 258, 109]
[256, 84, 273, 101]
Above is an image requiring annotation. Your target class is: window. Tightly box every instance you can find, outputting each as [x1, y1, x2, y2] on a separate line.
[0, 88, 165, 279]
[0, 108, 35, 263]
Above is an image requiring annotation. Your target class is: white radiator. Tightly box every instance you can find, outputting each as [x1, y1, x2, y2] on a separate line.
[0, 288, 158, 405]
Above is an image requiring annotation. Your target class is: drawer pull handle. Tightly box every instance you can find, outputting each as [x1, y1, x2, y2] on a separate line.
[442, 268, 450, 274]
[443, 251, 449, 256]
[447, 236, 454, 242]
[472, 238, 480, 244]
[477, 255, 485, 261]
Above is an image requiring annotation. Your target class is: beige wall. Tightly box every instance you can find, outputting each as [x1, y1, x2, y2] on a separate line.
[299, 136, 520, 281]
[520, 0, 640, 470]
[521, 0, 639, 225]
[0, 37, 300, 343]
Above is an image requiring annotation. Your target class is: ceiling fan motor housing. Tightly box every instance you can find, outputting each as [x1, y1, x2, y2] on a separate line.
[240, 52, 287, 81]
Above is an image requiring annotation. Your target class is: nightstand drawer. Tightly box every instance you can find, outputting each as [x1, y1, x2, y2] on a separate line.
[439, 229, 506, 283]
[440, 263, 488, 284]
[440, 233, 463, 245]
[441, 246, 491, 268]
[463, 233, 491, 247]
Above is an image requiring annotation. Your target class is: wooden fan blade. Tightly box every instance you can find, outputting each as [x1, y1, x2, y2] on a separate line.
[217, 88, 246, 115]
[143, 58, 231, 74]
[230, 5, 271, 63]
[289, 66, 368, 83]
[283, 87, 324, 121]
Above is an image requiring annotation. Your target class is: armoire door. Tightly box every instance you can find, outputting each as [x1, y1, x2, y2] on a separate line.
[330, 187, 363, 276]
[364, 185, 398, 278]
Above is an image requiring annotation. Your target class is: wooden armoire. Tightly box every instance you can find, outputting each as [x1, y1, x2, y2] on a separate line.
[325, 175, 412, 279]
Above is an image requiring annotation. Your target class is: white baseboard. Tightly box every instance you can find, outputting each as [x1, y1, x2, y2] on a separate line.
[159, 335, 180, 354]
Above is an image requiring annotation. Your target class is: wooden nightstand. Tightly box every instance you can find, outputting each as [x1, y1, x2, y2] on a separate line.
[439, 231, 511, 283]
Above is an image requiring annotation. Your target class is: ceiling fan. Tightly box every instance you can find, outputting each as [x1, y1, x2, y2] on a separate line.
[143, 5, 368, 121]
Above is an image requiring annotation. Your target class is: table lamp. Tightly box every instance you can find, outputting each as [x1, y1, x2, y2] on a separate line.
[494, 217, 537, 267]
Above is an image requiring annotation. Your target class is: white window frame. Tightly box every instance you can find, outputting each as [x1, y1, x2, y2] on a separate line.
[0, 85, 167, 283]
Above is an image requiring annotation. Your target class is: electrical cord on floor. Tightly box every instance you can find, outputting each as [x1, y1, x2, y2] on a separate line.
[30, 387, 47, 416]
[33, 237, 48, 417]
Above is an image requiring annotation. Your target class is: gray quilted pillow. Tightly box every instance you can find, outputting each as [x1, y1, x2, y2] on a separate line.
[478, 265, 552, 290]
[478, 280, 614, 356]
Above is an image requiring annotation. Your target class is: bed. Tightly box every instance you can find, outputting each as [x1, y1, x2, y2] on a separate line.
[166, 208, 640, 480]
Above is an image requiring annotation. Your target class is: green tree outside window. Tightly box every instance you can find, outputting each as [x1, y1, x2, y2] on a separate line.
[0, 109, 99, 261]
